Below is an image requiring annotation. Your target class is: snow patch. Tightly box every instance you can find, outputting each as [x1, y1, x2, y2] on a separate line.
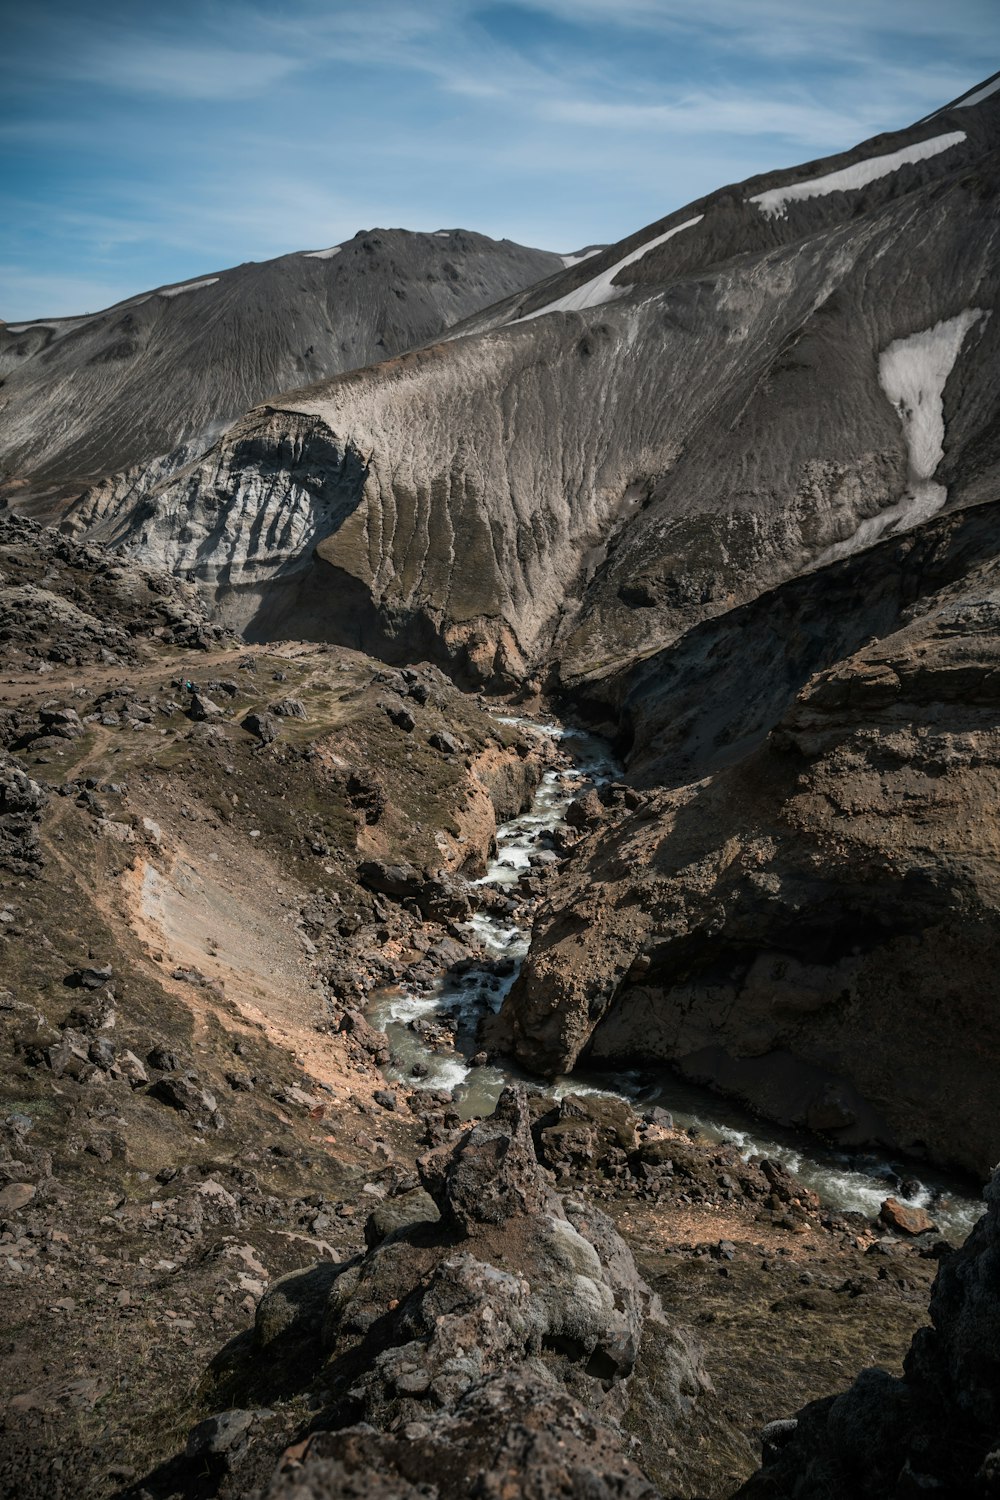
[749, 132, 966, 219]
[433, 230, 450, 237]
[817, 309, 988, 566]
[518, 216, 703, 322]
[4, 316, 89, 334]
[560, 249, 602, 268]
[303, 246, 342, 259]
[159, 278, 220, 298]
[956, 75, 1000, 108]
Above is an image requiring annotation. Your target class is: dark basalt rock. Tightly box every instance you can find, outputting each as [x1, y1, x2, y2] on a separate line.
[262, 1374, 662, 1500]
[241, 710, 278, 743]
[160, 1086, 705, 1499]
[737, 1169, 999, 1499]
[0, 752, 47, 875]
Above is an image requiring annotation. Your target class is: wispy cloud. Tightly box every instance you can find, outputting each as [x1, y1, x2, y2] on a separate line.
[68, 42, 301, 99]
[1, 0, 996, 319]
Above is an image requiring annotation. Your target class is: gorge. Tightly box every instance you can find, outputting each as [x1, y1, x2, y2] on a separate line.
[2, 62, 1000, 1500]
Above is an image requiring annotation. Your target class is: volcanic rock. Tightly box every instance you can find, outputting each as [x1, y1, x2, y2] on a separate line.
[2, 230, 564, 515]
[737, 1168, 999, 1498]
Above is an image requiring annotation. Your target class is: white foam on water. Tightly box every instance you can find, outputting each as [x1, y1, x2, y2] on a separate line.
[366, 718, 985, 1240]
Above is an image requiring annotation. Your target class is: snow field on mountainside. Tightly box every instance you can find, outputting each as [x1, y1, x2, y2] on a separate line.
[560, 249, 602, 268]
[816, 309, 988, 565]
[302, 246, 342, 259]
[518, 216, 704, 321]
[750, 132, 966, 218]
[159, 278, 220, 297]
[4, 316, 89, 334]
[957, 75, 1000, 107]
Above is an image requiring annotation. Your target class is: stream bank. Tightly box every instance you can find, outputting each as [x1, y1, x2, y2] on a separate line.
[368, 715, 985, 1243]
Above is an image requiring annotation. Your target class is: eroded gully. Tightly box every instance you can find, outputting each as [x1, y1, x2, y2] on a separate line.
[368, 715, 984, 1242]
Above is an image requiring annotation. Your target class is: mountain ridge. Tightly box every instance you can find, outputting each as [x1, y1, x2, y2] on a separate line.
[0, 228, 565, 516]
[61, 77, 1000, 696]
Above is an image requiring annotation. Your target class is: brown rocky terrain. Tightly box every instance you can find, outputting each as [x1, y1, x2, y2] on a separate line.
[3, 70, 1000, 1500]
[0, 510, 972, 1500]
[502, 495, 1000, 1178]
[736, 1164, 1000, 1498]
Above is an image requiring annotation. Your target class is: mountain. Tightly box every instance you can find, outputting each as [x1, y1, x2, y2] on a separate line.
[0, 229, 566, 516]
[5, 74, 1000, 1500]
[62, 75, 1000, 691]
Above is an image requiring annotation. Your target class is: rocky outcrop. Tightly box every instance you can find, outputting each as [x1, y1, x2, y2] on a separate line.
[0, 752, 46, 875]
[0, 509, 231, 667]
[63, 86, 1000, 688]
[0, 229, 564, 516]
[608, 496, 1000, 791]
[737, 1166, 1000, 1498]
[502, 501, 1000, 1176]
[152, 1087, 705, 1498]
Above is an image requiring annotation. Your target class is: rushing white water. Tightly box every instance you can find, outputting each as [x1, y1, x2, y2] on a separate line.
[368, 716, 985, 1243]
[369, 718, 614, 1102]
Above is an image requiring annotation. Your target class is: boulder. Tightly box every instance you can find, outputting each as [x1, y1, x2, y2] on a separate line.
[364, 1188, 440, 1249]
[150, 1073, 220, 1122]
[384, 702, 416, 733]
[418, 1084, 560, 1232]
[241, 710, 278, 744]
[187, 693, 224, 721]
[357, 859, 422, 900]
[0, 1182, 35, 1212]
[878, 1198, 937, 1237]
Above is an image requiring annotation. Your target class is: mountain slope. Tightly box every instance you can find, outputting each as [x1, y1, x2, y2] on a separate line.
[0, 229, 565, 515]
[64, 77, 1000, 690]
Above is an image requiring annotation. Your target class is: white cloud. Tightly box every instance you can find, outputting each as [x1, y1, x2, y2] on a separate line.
[61, 41, 301, 99]
[2, 0, 996, 320]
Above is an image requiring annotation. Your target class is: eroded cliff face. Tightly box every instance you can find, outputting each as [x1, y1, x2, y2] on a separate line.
[63, 90, 1000, 689]
[501, 499, 1000, 1177]
[0, 228, 564, 518]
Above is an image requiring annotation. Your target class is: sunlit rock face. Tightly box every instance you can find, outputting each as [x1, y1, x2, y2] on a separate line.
[503, 495, 1000, 1178]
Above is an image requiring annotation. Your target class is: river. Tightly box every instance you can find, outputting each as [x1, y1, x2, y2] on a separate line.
[368, 716, 985, 1243]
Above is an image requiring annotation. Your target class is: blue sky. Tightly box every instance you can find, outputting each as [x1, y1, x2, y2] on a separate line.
[2, 0, 997, 320]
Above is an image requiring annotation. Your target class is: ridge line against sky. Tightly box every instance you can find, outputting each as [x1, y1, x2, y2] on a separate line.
[1, 0, 998, 321]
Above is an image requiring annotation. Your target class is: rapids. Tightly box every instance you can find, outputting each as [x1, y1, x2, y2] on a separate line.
[368, 716, 985, 1243]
